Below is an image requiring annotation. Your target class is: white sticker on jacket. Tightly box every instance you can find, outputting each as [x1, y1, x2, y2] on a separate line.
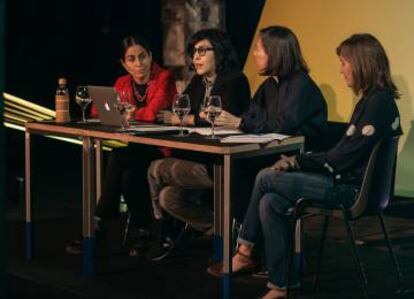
[362, 125, 375, 136]
[346, 124, 356, 136]
[323, 162, 334, 173]
[391, 117, 400, 130]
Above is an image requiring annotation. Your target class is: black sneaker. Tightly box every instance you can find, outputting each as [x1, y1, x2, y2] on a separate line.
[145, 238, 173, 261]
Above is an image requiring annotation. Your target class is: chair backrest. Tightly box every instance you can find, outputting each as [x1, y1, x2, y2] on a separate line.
[349, 136, 399, 219]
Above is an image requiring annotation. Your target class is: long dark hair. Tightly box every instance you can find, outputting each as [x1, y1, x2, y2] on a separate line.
[259, 25, 309, 77]
[119, 35, 152, 62]
[336, 33, 400, 98]
[186, 28, 240, 74]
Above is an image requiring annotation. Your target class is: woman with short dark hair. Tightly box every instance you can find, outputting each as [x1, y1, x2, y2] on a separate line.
[208, 33, 402, 299]
[214, 25, 327, 151]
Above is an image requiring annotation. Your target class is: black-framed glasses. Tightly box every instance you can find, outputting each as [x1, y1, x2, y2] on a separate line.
[191, 46, 215, 57]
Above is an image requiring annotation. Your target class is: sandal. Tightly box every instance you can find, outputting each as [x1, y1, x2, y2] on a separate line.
[206, 250, 258, 278]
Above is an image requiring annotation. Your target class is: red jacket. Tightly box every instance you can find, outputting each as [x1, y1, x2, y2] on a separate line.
[91, 62, 177, 122]
[91, 62, 176, 156]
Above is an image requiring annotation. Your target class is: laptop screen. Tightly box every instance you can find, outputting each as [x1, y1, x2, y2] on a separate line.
[88, 85, 127, 128]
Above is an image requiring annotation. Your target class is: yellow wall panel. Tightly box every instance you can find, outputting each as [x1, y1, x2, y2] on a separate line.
[244, 0, 414, 197]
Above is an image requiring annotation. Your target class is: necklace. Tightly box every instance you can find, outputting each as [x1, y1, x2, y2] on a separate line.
[133, 82, 148, 103]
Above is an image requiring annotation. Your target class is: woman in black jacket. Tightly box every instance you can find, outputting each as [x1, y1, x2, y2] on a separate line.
[143, 28, 251, 260]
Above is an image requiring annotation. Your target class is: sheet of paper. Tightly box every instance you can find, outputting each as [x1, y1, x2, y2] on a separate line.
[185, 127, 243, 136]
[220, 133, 291, 143]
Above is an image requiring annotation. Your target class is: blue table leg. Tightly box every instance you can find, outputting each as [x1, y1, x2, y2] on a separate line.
[83, 237, 96, 277]
[25, 221, 33, 259]
[224, 274, 232, 299]
[214, 235, 223, 262]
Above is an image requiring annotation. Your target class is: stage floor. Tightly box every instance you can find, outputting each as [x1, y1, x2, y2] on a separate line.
[6, 198, 414, 299]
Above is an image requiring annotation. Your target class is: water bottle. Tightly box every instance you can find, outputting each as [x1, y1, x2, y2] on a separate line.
[55, 78, 71, 123]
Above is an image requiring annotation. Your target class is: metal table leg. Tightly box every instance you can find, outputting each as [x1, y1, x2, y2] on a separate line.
[223, 154, 232, 299]
[25, 131, 32, 259]
[82, 137, 96, 277]
[213, 163, 223, 262]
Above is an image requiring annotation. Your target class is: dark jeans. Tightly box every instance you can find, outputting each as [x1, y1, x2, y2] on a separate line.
[95, 144, 164, 229]
[238, 168, 358, 289]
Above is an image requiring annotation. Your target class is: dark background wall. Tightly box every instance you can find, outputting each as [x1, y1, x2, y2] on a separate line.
[4, 0, 265, 204]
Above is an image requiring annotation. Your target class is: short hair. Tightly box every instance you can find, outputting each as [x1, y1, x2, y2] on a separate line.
[186, 28, 240, 74]
[120, 35, 152, 62]
[259, 26, 309, 77]
[336, 33, 400, 98]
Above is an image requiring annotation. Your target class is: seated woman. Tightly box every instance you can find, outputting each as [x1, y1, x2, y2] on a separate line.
[212, 25, 328, 226]
[145, 28, 251, 260]
[208, 33, 402, 299]
[66, 35, 177, 254]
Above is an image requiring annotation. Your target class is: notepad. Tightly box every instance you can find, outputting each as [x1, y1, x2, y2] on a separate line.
[220, 133, 291, 144]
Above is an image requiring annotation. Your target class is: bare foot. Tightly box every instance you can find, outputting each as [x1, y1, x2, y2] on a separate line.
[261, 288, 286, 299]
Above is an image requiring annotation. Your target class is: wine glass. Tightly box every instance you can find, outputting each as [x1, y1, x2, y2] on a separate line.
[114, 91, 133, 130]
[204, 95, 222, 139]
[75, 86, 92, 123]
[172, 94, 191, 136]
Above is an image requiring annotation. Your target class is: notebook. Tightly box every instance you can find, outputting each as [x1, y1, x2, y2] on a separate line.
[88, 85, 127, 128]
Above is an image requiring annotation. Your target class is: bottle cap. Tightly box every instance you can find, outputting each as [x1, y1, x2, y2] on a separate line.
[58, 78, 67, 85]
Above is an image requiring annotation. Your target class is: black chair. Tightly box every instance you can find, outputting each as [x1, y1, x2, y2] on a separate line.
[286, 136, 403, 299]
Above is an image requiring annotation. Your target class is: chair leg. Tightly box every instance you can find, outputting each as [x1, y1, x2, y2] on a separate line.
[343, 216, 369, 299]
[285, 215, 296, 299]
[312, 215, 329, 294]
[122, 212, 131, 246]
[378, 212, 403, 290]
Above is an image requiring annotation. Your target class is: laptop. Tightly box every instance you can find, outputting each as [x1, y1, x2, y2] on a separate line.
[88, 85, 128, 128]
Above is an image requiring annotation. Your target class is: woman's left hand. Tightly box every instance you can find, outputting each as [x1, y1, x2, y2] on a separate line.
[214, 110, 242, 129]
[270, 155, 299, 172]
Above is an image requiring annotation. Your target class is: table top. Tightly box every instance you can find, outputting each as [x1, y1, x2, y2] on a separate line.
[25, 121, 304, 155]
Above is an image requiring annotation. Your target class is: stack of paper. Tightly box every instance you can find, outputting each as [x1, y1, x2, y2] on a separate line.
[220, 133, 290, 144]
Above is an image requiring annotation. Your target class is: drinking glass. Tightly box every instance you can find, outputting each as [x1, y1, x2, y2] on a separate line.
[114, 91, 133, 130]
[172, 94, 191, 136]
[75, 86, 92, 123]
[204, 95, 222, 139]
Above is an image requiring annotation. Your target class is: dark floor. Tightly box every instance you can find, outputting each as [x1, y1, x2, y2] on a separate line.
[6, 197, 414, 299]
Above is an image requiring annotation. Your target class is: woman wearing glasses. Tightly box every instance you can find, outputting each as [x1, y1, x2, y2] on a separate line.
[209, 33, 402, 299]
[66, 35, 177, 255]
[143, 28, 251, 260]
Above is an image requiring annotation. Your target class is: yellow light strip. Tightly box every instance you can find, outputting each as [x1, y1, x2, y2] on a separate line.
[5, 106, 44, 121]
[5, 100, 53, 119]
[3, 92, 55, 117]
[4, 112, 30, 123]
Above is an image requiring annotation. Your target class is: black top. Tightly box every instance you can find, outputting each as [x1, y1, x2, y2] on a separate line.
[297, 89, 402, 185]
[184, 71, 251, 126]
[173, 71, 251, 164]
[239, 71, 328, 150]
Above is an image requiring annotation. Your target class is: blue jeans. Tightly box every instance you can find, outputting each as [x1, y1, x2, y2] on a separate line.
[238, 168, 358, 289]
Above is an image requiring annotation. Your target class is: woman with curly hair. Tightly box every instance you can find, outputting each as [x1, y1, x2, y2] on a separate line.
[144, 28, 251, 260]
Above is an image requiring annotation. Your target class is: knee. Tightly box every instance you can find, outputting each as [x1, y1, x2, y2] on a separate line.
[159, 186, 183, 213]
[254, 168, 275, 187]
[147, 159, 169, 183]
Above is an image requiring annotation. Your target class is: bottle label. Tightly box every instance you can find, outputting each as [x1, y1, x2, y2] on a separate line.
[55, 95, 70, 123]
